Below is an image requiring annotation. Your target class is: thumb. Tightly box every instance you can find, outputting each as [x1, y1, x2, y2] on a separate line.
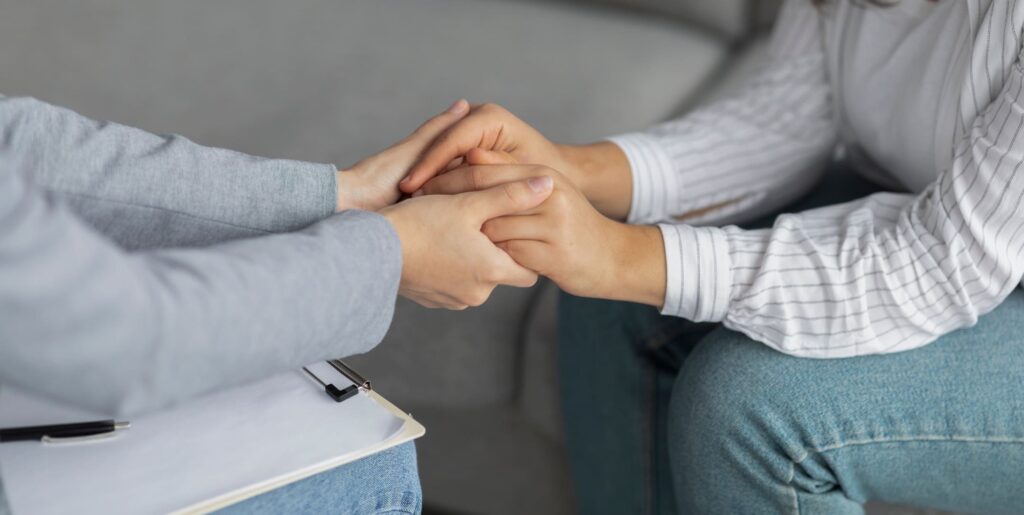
[465, 148, 517, 166]
[465, 175, 554, 220]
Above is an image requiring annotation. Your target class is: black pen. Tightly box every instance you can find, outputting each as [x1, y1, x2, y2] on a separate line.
[0, 420, 130, 443]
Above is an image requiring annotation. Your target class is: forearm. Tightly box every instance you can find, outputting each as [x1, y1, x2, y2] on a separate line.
[1, 96, 339, 249]
[0, 165, 401, 415]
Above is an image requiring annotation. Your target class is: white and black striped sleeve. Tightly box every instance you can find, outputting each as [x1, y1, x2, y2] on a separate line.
[609, 0, 835, 230]
[649, 4, 1024, 358]
[608, 0, 838, 331]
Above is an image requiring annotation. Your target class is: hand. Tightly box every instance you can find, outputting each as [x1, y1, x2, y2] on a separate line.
[399, 102, 633, 220]
[419, 154, 666, 306]
[380, 175, 555, 310]
[334, 99, 470, 212]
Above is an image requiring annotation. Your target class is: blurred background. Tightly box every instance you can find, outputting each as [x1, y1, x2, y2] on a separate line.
[0, 1, 949, 513]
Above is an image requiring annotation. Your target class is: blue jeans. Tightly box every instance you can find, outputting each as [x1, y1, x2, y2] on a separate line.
[559, 167, 1024, 514]
[216, 442, 421, 515]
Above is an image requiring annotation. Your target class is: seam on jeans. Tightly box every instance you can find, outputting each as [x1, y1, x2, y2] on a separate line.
[785, 435, 1024, 513]
[54, 189, 275, 234]
[792, 434, 1024, 462]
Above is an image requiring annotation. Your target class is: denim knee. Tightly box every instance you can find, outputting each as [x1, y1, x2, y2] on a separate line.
[667, 328, 811, 512]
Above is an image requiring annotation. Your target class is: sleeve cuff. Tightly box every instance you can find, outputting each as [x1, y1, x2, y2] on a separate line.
[657, 224, 732, 322]
[607, 133, 679, 225]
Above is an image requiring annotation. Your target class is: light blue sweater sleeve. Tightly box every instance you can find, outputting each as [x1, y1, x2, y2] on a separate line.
[0, 163, 401, 415]
[0, 95, 340, 249]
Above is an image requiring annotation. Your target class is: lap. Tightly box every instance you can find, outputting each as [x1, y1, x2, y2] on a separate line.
[672, 289, 1024, 513]
[215, 442, 421, 515]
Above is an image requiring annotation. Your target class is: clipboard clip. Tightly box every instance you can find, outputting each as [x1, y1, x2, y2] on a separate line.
[328, 359, 371, 391]
[301, 359, 371, 403]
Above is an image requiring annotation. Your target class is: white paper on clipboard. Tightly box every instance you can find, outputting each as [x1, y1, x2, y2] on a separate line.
[0, 361, 425, 515]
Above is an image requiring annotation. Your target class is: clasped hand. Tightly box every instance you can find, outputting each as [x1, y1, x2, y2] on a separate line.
[342, 100, 665, 310]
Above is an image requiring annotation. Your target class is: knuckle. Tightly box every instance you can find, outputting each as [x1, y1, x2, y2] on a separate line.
[479, 265, 501, 284]
[468, 167, 485, 191]
[503, 183, 519, 201]
[467, 290, 489, 307]
[522, 272, 539, 287]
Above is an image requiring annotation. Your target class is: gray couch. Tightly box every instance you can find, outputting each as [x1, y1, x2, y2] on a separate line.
[0, 1, 950, 513]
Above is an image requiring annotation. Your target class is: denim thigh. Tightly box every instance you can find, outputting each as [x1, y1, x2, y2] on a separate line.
[216, 442, 422, 515]
[670, 291, 1024, 514]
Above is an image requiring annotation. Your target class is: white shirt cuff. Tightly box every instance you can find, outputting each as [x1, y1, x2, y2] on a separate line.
[657, 224, 732, 322]
[607, 133, 679, 225]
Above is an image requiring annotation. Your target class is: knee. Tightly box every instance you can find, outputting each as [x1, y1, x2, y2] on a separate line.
[667, 329, 807, 504]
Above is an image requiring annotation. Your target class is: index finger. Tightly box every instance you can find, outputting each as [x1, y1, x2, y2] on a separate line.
[399, 110, 504, 193]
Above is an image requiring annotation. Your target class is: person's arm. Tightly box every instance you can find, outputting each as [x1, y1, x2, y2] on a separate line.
[444, 25, 1024, 359]
[0, 96, 341, 249]
[0, 96, 472, 250]
[0, 162, 401, 415]
[649, 40, 1024, 357]
[598, 0, 834, 226]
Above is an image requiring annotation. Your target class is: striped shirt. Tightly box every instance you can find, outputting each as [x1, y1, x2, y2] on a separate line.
[610, 0, 1024, 358]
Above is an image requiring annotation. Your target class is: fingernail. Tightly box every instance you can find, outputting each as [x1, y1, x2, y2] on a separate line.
[446, 98, 469, 115]
[412, 190, 424, 197]
[400, 176, 410, 185]
[528, 176, 553, 193]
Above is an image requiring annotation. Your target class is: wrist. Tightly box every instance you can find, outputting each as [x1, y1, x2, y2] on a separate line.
[554, 144, 587, 192]
[335, 170, 371, 212]
[380, 205, 412, 282]
[335, 170, 352, 212]
[604, 222, 666, 308]
[558, 142, 632, 221]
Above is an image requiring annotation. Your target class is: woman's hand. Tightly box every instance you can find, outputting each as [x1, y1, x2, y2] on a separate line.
[380, 175, 554, 310]
[399, 103, 634, 219]
[335, 99, 471, 212]
[418, 155, 666, 307]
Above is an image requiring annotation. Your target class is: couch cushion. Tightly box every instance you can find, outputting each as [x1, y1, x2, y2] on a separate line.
[0, 0, 727, 159]
[0, 0, 726, 408]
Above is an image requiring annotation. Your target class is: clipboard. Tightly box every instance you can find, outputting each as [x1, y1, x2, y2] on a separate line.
[0, 361, 425, 515]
